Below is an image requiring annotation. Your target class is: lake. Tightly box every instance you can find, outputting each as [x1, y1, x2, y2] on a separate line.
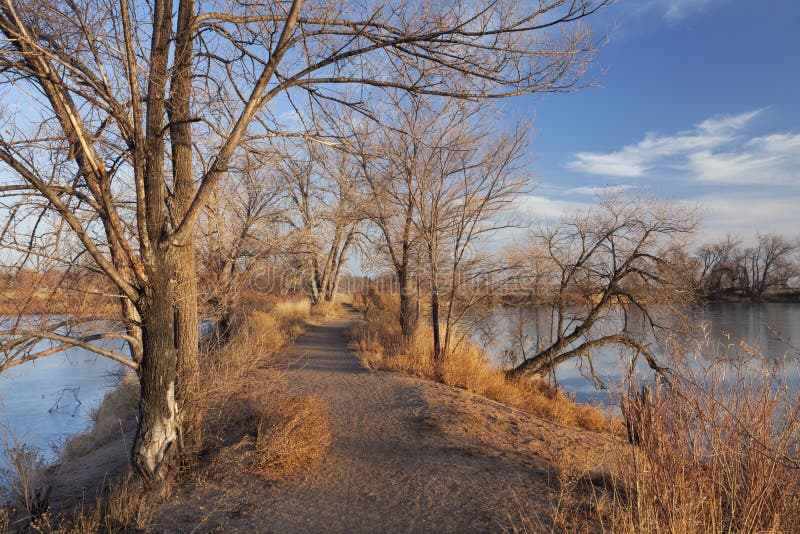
[0, 345, 124, 473]
[1, 303, 799, 471]
[474, 302, 800, 404]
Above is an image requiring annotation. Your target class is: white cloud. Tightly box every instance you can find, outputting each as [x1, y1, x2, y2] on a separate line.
[515, 195, 591, 220]
[746, 133, 800, 153]
[566, 184, 635, 196]
[567, 110, 760, 178]
[692, 193, 800, 242]
[687, 150, 789, 184]
[566, 109, 800, 186]
[511, 187, 798, 247]
[566, 152, 644, 177]
[698, 109, 762, 135]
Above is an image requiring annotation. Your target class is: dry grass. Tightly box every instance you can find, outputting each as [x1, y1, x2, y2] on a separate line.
[201, 389, 332, 482]
[197, 298, 331, 482]
[605, 348, 800, 533]
[271, 298, 313, 336]
[194, 296, 313, 418]
[0, 439, 49, 526]
[252, 395, 332, 477]
[310, 299, 340, 319]
[21, 475, 153, 534]
[514, 339, 800, 534]
[0, 434, 150, 533]
[348, 293, 614, 434]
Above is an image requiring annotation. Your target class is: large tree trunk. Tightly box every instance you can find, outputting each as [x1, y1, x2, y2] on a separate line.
[397, 220, 418, 338]
[133, 263, 179, 481]
[398, 263, 417, 338]
[169, 0, 201, 453]
[173, 249, 199, 447]
[132, 0, 183, 481]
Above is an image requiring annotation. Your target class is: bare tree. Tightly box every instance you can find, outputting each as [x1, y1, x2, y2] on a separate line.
[200, 153, 287, 337]
[507, 196, 698, 381]
[694, 235, 740, 295]
[0, 0, 609, 479]
[352, 99, 426, 338]
[280, 142, 360, 305]
[408, 100, 527, 361]
[733, 233, 798, 300]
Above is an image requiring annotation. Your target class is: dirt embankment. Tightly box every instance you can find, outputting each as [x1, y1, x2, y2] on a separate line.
[45, 305, 615, 533]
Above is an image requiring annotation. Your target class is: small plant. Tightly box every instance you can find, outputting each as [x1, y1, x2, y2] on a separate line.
[252, 395, 332, 477]
[1, 433, 50, 523]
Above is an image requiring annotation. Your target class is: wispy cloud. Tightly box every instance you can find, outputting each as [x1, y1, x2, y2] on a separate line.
[746, 133, 800, 153]
[691, 192, 800, 242]
[565, 184, 635, 196]
[634, 0, 727, 21]
[686, 150, 786, 184]
[565, 110, 800, 186]
[515, 195, 591, 220]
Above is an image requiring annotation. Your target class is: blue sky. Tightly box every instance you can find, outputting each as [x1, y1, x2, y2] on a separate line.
[511, 0, 800, 243]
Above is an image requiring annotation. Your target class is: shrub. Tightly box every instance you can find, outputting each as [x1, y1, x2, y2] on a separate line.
[252, 395, 332, 477]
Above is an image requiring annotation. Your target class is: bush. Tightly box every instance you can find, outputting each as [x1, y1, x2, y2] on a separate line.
[252, 395, 332, 477]
[202, 390, 332, 481]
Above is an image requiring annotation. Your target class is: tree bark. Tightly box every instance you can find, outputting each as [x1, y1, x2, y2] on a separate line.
[429, 241, 441, 361]
[132, 0, 180, 481]
[169, 0, 200, 453]
[398, 261, 417, 338]
[133, 261, 179, 481]
[398, 212, 417, 338]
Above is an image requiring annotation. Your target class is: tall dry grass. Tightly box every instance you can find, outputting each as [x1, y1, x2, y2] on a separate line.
[0, 434, 49, 527]
[348, 292, 614, 433]
[522, 338, 800, 533]
[19, 475, 153, 534]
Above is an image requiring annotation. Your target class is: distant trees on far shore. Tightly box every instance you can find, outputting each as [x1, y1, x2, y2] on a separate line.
[693, 233, 800, 301]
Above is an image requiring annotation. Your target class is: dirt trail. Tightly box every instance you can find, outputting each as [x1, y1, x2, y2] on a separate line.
[155, 306, 614, 533]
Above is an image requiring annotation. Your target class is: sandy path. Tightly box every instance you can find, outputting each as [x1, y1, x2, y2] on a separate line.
[155, 306, 613, 533]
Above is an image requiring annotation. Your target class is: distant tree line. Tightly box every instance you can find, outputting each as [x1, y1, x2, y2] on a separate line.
[693, 234, 800, 301]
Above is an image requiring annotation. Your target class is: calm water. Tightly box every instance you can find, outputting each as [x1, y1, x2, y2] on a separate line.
[0, 345, 124, 471]
[475, 302, 800, 405]
[0, 304, 798, 469]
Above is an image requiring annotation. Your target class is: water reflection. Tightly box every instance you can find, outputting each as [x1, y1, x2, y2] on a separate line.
[476, 303, 800, 405]
[0, 346, 125, 469]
